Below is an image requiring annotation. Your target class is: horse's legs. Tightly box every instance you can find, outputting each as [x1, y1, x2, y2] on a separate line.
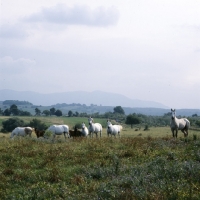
[181, 129, 187, 137]
[172, 130, 175, 138]
[90, 132, 93, 138]
[186, 129, 189, 137]
[185, 128, 188, 137]
[175, 130, 178, 138]
[64, 132, 66, 140]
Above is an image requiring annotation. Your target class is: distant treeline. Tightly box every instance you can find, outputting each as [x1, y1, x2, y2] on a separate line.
[3, 100, 33, 106]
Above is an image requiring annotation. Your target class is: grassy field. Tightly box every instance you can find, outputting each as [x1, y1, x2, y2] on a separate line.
[1, 117, 200, 199]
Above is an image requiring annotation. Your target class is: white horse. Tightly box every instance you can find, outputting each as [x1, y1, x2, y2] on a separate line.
[88, 118, 102, 138]
[81, 122, 89, 137]
[47, 125, 69, 140]
[170, 109, 190, 138]
[10, 127, 33, 138]
[107, 120, 122, 137]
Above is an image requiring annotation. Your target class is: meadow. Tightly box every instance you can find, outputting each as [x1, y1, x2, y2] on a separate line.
[0, 116, 200, 199]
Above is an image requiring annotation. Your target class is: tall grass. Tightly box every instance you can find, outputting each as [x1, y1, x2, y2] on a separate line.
[0, 134, 200, 199]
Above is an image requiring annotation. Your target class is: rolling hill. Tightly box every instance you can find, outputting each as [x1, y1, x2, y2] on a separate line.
[0, 89, 168, 108]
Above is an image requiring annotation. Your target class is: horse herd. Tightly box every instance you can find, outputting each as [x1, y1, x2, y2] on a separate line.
[9, 109, 191, 140]
[10, 118, 123, 140]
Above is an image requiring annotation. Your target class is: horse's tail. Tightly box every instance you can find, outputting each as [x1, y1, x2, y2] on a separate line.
[184, 118, 190, 129]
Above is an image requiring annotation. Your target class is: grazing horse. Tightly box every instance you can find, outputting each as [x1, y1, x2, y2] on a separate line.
[88, 118, 102, 138]
[69, 127, 83, 138]
[34, 128, 45, 138]
[170, 109, 190, 138]
[107, 120, 122, 137]
[81, 122, 89, 137]
[10, 127, 33, 138]
[47, 125, 69, 140]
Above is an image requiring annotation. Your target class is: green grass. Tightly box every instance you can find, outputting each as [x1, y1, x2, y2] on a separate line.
[0, 135, 200, 199]
[1, 116, 200, 199]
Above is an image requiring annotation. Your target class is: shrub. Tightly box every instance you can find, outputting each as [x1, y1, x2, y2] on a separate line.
[29, 118, 48, 130]
[144, 125, 150, 131]
[1, 117, 25, 133]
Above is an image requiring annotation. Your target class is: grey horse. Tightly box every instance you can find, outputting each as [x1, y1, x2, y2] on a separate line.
[170, 109, 190, 138]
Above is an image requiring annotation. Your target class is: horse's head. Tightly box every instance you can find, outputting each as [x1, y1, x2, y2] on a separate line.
[82, 122, 86, 129]
[88, 117, 93, 126]
[107, 120, 112, 130]
[171, 109, 176, 119]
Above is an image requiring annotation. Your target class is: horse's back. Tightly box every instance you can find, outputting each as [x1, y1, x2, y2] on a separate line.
[14, 127, 28, 133]
[11, 127, 32, 137]
[15, 127, 25, 131]
[55, 126, 64, 134]
[48, 125, 69, 135]
[94, 123, 102, 131]
[171, 118, 190, 130]
[110, 125, 120, 135]
[60, 125, 69, 132]
[89, 123, 102, 134]
[48, 125, 62, 133]
[115, 125, 122, 132]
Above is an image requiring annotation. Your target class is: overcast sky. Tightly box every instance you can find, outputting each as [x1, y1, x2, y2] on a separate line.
[0, 0, 200, 109]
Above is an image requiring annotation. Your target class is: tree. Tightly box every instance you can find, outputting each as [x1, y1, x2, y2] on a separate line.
[19, 110, 31, 116]
[55, 109, 62, 117]
[50, 107, 56, 116]
[192, 114, 198, 117]
[196, 120, 200, 127]
[10, 104, 20, 115]
[3, 108, 11, 116]
[125, 114, 141, 128]
[42, 110, 50, 116]
[113, 106, 125, 115]
[68, 110, 73, 117]
[74, 111, 79, 117]
[0, 108, 3, 115]
[35, 108, 41, 116]
[29, 118, 48, 130]
[1, 117, 25, 133]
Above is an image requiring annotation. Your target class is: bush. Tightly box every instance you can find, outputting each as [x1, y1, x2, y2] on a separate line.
[29, 118, 48, 130]
[1, 117, 25, 133]
[74, 123, 82, 129]
[144, 125, 150, 131]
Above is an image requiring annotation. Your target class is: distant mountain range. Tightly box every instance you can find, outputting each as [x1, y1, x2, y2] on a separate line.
[0, 89, 168, 108]
[1, 90, 200, 116]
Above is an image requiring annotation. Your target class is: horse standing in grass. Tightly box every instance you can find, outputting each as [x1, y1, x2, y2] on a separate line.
[47, 125, 69, 140]
[69, 127, 83, 138]
[88, 118, 102, 138]
[107, 120, 122, 137]
[34, 128, 45, 138]
[81, 122, 89, 137]
[10, 127, 33, 138]
[170, 109, 190, 138]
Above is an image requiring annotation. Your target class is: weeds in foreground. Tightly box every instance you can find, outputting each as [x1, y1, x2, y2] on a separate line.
[0, 136, 200, 199]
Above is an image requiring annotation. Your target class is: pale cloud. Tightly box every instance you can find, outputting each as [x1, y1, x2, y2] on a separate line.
[0, 0, 200, 108]
[24, 4, 120, 27]
[0, 56, 36, 74]
[0, 24, 28, 39]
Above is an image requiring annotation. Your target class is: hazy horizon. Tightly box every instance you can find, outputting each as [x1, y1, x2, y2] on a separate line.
[0, 1, 200, 109]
